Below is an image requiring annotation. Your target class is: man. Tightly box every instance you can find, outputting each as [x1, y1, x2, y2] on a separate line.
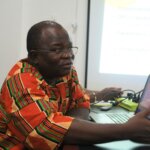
[0, 20, 150, 150]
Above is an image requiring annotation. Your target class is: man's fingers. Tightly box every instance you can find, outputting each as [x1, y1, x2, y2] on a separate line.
[136, 109, 150, 118]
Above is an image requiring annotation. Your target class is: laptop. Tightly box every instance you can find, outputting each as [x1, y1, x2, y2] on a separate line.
[90, 75, 150, 124]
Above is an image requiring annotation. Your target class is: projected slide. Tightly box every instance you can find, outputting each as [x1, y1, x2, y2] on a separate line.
[100, 0, 150, 75]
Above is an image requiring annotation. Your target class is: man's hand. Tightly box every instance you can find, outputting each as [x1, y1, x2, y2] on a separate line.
[96, 87, 123, 101]
[125, 109, 150, 144]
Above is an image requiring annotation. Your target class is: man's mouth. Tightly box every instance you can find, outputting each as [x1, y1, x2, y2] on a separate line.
[62, 63, 73, 69]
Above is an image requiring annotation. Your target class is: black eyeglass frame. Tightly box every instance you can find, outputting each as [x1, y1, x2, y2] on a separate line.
[29, 46, 78, 55]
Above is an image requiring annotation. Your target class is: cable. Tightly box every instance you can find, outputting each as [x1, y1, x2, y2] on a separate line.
[134, 89, 143, 102]
[121, 89, 144, 102]
[122, 89, 136, 94]
[121, 89, 136, 100]
[90, 89, 143, 107]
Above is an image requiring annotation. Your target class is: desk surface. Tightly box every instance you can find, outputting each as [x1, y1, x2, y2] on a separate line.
[95, 140, 150, 150]
[64, 142, 150, 150]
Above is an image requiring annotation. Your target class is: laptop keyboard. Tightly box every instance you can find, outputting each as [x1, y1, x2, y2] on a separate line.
[106, 113, 131, 124]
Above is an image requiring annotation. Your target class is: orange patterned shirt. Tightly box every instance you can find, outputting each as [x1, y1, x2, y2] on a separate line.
[0, 59, 90, 150]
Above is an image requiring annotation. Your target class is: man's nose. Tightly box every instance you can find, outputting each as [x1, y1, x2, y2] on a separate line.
[61, 50, 74, 59]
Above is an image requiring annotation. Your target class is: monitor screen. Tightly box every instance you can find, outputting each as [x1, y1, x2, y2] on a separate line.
[87, 0, 149, 92]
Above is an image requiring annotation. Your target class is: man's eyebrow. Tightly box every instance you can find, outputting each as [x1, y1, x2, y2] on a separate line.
[50, 42, 73, 47]
[50, 43, 62, 47]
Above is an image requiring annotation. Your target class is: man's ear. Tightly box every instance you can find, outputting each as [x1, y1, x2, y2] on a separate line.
[28, 52, 39, 65]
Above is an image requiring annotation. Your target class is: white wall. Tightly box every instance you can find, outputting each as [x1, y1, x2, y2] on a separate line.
[0, 0, 23, 86]
[0, 0, 88, 87]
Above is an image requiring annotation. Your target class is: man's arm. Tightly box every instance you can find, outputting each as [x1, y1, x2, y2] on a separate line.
[66, 108, 90, 120]
[63, 109, 150, 145]
[64, 119, 126, 144]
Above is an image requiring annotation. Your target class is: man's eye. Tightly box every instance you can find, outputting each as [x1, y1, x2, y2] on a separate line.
[50, 48, 57, 51]
[50, 48, 60, 52]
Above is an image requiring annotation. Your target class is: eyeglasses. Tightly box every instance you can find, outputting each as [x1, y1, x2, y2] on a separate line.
[30, 47, 78, 55]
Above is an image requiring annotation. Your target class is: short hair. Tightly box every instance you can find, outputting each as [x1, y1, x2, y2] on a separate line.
[26, 20, 64, 52]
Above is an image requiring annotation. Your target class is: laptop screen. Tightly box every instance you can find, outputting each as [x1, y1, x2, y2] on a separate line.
[135, 75, 150, 114]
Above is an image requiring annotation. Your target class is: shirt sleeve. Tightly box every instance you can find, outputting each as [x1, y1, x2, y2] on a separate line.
[70, 67, 90, 110]
[0, 104, 25, 150]
[0, 73, 74, 150]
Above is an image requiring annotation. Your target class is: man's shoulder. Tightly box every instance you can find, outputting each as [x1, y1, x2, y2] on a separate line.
[5, 59, 42, 82]
[7, 59, 27, 76]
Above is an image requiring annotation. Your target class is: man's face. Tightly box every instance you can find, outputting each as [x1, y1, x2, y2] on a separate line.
[35, 26, 75, 80]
